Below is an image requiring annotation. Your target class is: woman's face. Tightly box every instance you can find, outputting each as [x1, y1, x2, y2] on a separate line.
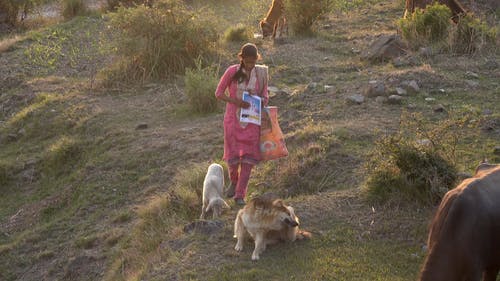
[242, 56, 257, 72]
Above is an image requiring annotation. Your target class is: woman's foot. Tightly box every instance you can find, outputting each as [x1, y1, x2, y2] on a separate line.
[225, 182, 236, 198]
[234, 198, 246, 206]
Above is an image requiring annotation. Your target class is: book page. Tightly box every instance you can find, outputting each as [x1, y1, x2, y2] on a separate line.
[239, 92, 261, 126]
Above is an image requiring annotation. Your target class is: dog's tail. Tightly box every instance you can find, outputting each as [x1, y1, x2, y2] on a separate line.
[296, 230, 312, 240]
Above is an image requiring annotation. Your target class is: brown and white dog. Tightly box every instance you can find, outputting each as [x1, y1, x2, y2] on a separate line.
[234, 193, 310, 260]
[260, 0, 287, 39]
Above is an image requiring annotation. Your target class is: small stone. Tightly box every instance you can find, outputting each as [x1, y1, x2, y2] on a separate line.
[395, 87, 407, 96]
[407, 103, 417, 109]
[425, 97, 436, 102]
[136, 123, 148, 130]
[483, 109, 493, 116]
[267, 86, 279, 93]
[375, 96, 387, 103]
[387, 95, 403, 104]
[347, 94, 365, 104]
[434, 104, 446, 113]
[416, 139, 432, 146]
[465, 80, 479, 88]
[465, 71, 479, 79]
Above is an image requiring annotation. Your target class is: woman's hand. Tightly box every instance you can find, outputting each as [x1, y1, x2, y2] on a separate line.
[238, 100, 250, 109]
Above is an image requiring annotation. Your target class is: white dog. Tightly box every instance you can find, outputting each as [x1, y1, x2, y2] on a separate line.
[200, 163, 230, 220]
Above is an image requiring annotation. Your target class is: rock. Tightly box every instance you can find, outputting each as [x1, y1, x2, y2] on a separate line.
[183, 220, 225, 235]
[7, 134, 17, 142]
[419, 47, 433, 57]
[361, 34, 407, 62]
[135, 123, 148, 130]
[365, 80, 386, 97]
[434, 104, 446, 113]
[416, 139, 432, 146]
[324, 85, 334, 92]
[387, 95, 404, 104]
[392, 57, 409, 67]
[323, 56, 330, 61]
[407, 103, 417, 109]
[375, 96, 387, 103]
[400, 80, 420, 94]
[306, 82, 318, 93]
[465, 71, 479, 79]
[483, 60, 498, 70]
[346, 94, 365, 104]
[425, 97, 436, 102]
[395, 87, 407, 96]
[465, 80, 479, 88]
[483, 109, 493, 115]
[267, 86, 279, 93]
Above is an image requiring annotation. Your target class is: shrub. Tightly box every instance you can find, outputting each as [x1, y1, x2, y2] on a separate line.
[62, 0, 87, 19]
[398, 3, 452, 47]
[223, 24, 253, 43]
[362, 112, 479, 205]
[284, 0, 332, 36]
[108, 0, 218, 82]
[184, 59, 220, 114]
[43, 136, 83, 176]
[0, 0, 34, 25]
[450, 14, 497, 54]
[0, 161, 11, 187]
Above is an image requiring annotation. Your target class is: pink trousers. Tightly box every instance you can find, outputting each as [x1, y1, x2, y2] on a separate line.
[228, 162, 254, 199]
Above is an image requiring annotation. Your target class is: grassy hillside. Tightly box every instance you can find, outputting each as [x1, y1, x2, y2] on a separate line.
[0, 0, 498, 280]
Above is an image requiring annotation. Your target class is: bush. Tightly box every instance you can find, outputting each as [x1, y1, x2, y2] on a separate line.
[184, 59, 220, 113]
[362, 112, 479, 205]
[108, 0, 218, 82]
[0, 0, 34, 25]
[398, 3, 452, 47]
[62, 0, 87, 19]
[223, 24, 252, 43]
[43, 136, 83, 176]
[450, 15, 497, 54]
[0, 161, 11, 187]
[284, 0, 332, 35]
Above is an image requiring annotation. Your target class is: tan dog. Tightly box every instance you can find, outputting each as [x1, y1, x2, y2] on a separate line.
[200, 163, 230, 220]
[260, 0, 287, 39]
[234, 194, 310, 260]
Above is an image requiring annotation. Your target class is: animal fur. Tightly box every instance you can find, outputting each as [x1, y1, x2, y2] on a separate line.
[234, 193, 311, 260]
[260, 0, 287, 39]
[419, 163, 500, 281]
[200, 163, 230, 220]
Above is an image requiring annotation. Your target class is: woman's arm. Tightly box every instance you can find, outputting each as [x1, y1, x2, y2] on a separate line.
[215, 66, 250, 108]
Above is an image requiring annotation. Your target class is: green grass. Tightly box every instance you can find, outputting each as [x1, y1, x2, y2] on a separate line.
[207, 224, 422, 281]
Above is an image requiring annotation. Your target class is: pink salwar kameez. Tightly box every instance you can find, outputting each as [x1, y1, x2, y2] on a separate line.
[215, 64, 269, 199]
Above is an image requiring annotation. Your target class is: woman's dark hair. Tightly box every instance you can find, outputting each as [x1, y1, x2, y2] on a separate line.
[232, 43, 261, 83]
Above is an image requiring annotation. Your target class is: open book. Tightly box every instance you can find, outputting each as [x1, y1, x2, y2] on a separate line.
[239, 91, 261, 126]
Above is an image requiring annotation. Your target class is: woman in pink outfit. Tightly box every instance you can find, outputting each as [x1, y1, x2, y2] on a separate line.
[215, 43, 269, 205]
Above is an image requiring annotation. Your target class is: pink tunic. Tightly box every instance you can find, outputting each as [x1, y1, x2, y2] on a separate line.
[215, 64, 269, 165]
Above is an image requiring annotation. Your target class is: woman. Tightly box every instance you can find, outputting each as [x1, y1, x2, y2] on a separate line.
[215, 43, 269, 205]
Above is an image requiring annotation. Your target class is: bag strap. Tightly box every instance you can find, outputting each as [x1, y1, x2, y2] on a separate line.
[254, 65, 268, 98]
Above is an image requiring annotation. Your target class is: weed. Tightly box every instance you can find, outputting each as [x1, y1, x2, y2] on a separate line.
[62, 0, 87, 20]
[42, 136, 83, 177]
[284, 0, 332, 36]
[450, 14, 497, 54]
[223, 24, 253, 43]
[363, 111, 481, 204]
[108, 1, 218, 82]
[184, 58, 220, 114]
[398, 3, 452, 48]
[75, 235, 98, 249]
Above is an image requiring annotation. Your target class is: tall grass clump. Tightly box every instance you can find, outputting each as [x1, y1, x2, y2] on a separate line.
[42, 136, 83, 176]
[0, 161, 11, 188]
[363, 112, 479, 205]
[104, 163, 205, 281]
[62, 0, 87, 19]
[398, 3, 452, 48]
[108, 0, 218, 82]
[284, 0, 332, 36]
[223, 24, 253, 43]
[450, 15, 497, 54]
[184, 59, 220, 114]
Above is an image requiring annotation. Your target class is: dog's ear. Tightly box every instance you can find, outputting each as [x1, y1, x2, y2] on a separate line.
[272, 199, 285, 208]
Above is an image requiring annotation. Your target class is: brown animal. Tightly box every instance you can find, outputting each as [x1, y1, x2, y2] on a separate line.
[404, 0, 466, 22]
[234, 193, 310, 260]
[260, 0, 287, 39]
[419, 163, 500, 281]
